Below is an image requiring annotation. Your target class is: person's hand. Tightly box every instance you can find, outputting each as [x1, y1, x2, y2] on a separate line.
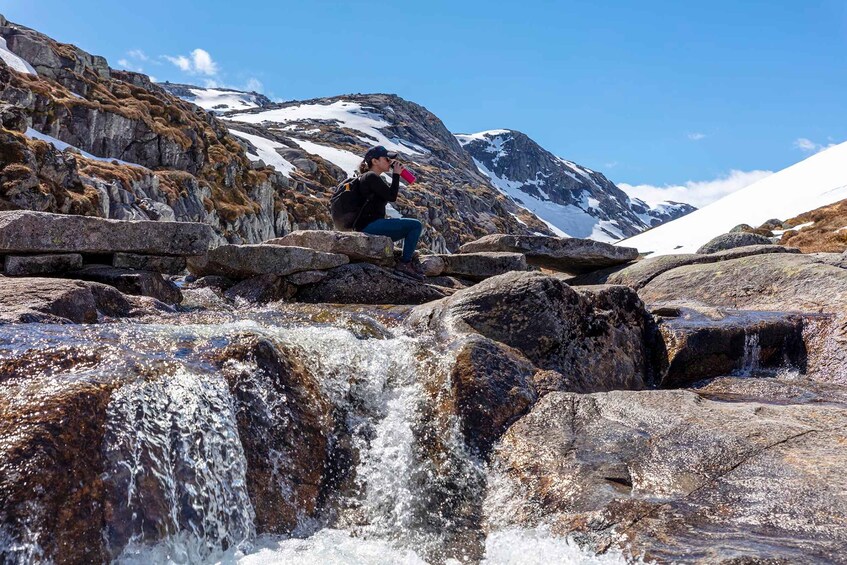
[390, 160, 403, 175]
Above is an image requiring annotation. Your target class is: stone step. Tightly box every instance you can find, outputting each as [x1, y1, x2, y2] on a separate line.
[187, 244, 349, 279]
[0, 210, 213, 256]
[264, 230, 394, 264]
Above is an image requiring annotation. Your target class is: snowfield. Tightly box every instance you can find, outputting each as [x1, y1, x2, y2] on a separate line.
[619, 141, 847, 256]
[185, 88, 264, 113]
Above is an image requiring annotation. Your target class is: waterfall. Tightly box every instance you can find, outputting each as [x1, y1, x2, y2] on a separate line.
[736, 331, 761, 376]
[0, 312, 626, 564]
[106, 370, 255, 564]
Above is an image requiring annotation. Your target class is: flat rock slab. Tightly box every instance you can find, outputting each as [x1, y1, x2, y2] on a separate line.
[656, 308, 807, 387]
[0, 210, 214, 255]
[64, 265, 182, 305]
[4, 253, 83, 276]
[606, 245, 800, 289]
[488, 389, 847, 562]
[295, 263, 447, 305]
[0, 277, 134, 323]
[435, 252, 527, 281]
[458, 234, 637, 273]
[112, 253, 187, 275]
[264, 230, 394, 264]
[187, 244, 349, 279]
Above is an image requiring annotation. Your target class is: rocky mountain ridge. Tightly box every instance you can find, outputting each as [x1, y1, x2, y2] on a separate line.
[457, 129, 695, 241]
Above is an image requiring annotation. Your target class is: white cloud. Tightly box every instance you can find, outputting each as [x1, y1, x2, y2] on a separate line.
[687, 132, 706, 141]
[794, 137, 836, 154]
[164, 55, 191, 72]
[619, 169, 773, 209]
[163, 49, 218, 76]
[191, 48, 218, 75]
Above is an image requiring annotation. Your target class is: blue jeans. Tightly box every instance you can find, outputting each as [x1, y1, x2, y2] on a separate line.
[363, 218, 422, 263]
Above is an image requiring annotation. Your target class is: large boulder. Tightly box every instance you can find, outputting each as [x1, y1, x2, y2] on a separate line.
[295, 263, 447, 305]
[410, 272, 655, 392]
[213, 337, 332, 534]
[458, 234, 637, 273]
[435, 252, 527, 281]
[264, 230, 394, 264]
[187, 244, 349, 279]
[0, 210, 214, 255]
[696, 232, 774, 254]
[487, 388, 847, 562]
[112, 253, 187, 275]
[0, 277, 137, 323]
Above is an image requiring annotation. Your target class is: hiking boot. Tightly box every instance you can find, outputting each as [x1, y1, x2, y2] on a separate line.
[395, 260, 424, 281]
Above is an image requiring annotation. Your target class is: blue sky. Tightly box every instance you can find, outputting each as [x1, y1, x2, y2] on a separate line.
[3, 0, 845, 203]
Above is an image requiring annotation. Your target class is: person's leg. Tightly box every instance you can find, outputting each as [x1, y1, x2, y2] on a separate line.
[363, 218, 422, 263]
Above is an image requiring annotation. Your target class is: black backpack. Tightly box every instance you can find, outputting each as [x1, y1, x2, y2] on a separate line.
[330, 176, 371, 230]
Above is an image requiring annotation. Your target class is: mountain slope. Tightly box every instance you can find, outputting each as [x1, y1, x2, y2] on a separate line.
[620, 141, 847, 256]
[457, 130, 694, 242]
[217, 95, 557, 252]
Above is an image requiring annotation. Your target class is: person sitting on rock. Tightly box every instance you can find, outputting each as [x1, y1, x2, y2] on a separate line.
[353, 145, 424, 280]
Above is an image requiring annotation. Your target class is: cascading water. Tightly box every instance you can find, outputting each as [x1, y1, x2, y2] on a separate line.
[0, 306, 627, 564]
[736, 331, 761, 377]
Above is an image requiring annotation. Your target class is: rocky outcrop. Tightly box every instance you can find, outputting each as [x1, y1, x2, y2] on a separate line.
[639, 253, 847, 384]
[412, 273, 654, 391]
[588, 245, 801, 290]
[3, 252, 81, 275]
[779, 197, 847, 253]
[459, 234, 638, 273]
[487, 388, 847, 562]
[696, 232, 774, 254]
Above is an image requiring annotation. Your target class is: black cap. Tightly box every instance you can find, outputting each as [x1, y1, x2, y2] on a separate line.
[364, 145, 398, 162]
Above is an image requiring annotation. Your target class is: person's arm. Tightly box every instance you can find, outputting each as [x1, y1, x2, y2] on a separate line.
[361, 171, 400, 202]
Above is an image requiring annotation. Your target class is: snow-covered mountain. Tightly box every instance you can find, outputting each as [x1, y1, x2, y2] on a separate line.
[620, 141, 847, 256]
[159, 83, 273, 113]
[457, 130, 694, 242]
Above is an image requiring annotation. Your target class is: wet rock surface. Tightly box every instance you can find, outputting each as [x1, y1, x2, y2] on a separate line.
[0, 276, 136, 323]
[488, 388, 847, 563]
[458, 234, 638, 273]
[214, 336, 332, 534]
[656, 308, 807, 388]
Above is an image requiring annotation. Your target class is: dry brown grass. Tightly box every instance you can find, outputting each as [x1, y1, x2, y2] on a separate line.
[780, 198, 847, 253]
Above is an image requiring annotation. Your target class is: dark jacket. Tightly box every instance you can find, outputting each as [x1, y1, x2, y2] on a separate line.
[353, 171, 400, 231]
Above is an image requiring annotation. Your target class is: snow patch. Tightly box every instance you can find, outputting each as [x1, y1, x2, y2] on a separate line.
[0, 37, 37, 75]
[229, 101, 428, 156]
[25, 128, 146, 168]
[186, 88, 262, 113]
[290, 138, 362, 176]
[228, 129, 295, 176]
